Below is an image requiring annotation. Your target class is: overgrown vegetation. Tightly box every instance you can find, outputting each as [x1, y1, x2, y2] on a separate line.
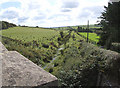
[45, 41, 120, 87]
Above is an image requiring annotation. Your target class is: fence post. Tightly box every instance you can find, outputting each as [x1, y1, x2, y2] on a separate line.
[87, 20, 89, 42]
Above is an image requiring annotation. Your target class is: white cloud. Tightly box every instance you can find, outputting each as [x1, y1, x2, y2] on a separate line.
[0, 0, 109, 27]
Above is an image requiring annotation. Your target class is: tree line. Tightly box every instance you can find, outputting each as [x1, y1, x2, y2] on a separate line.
[1, 21, 16, 30]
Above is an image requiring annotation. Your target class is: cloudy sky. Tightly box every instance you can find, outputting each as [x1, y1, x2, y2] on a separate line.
[0, 0, 109, 27]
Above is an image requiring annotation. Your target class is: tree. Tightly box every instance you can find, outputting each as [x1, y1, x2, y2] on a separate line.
[2, 22, 8, 29]
[58, 31, 71, 48]
[77, 26, 82, 32]
[98, 2, 120, 49]
[2, 21, 16, 29]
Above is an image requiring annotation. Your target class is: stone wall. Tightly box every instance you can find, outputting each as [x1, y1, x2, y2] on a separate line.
[0, 42, 58, 87]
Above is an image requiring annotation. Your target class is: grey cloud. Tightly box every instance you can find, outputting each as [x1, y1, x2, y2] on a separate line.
[85, 6, 103, 14]
[61, 9, 71, 12]
[48, 14, 64, 20]
[79, 11, 90, 18]
[62, 1, 79, 8]
[1, 10, 19, 19]
[48, 14, 71, 21]
[33, 16, 45, 20]
[33, 14, 46, 20]
[18, 17, 29, 23]
[37, 20, 46, 23]
[78, 6, 103, 19]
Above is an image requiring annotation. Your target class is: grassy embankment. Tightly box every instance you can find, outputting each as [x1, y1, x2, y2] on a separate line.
[1, 27, 60, 66]
[0, 27, 84, 67]
[45, 40, 120, 87]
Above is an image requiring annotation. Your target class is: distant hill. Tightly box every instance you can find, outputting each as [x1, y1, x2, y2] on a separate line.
[0, 21, 17, 30]
[52, 24, 101, 30]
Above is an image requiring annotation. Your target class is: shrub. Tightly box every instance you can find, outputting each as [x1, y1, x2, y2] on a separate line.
[49, 68, 53, 73]
[42, 43, 49, 48]
[111, 43, 120, 53]
[54, 63, 59, 67]
[43, 58, 50, 63]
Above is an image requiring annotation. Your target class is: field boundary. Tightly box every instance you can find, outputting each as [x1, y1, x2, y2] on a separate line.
[76, 32, 98, 45]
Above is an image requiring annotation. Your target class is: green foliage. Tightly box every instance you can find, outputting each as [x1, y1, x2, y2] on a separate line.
[42, 43, 49, 48]
[98, 2, 120, 49]
[48, 40, 117, 87]
[1, 21, 16, 29]
[57, 43, 100, 87]
[111, 43, 120, 53]
[59, 70, 82, 87]
[49, 68, 53, 73]
[57, 30, 72, 48]
[60, 31, 64, 38]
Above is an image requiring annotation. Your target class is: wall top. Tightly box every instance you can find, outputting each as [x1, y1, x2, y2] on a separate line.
[1, 42, 58, 87]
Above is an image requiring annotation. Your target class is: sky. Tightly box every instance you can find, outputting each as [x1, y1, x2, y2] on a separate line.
[0, 0, 109, 27]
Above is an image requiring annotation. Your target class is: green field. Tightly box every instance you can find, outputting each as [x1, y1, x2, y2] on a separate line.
[1, 27, 59, 43]
[1, 27, 61, 66]
[79, 32, 100, 43]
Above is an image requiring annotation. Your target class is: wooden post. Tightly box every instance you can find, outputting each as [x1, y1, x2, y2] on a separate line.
[87, 20, 89, 42]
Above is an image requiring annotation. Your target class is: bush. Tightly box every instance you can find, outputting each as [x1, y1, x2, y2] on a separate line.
[54, 63, 59, 67]
[49, 68, 53, 73]
[111, 43, 120, 53]
[42, 43, 49, 48]
[43, 58, 50, 63]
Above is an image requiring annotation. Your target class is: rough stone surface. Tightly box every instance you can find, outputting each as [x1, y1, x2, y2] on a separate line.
[0, 42, 2, 88]
[0, 42, 7, 52]
[0, 42, 58, 87]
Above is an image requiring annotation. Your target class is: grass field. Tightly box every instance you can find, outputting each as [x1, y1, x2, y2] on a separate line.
[1, 27, 59, 43]
[1, 27, 61, 66]
[79, 32, 100, 43]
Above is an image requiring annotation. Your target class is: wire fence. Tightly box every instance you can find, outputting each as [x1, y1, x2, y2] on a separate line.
[76, 32, 98, 45]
